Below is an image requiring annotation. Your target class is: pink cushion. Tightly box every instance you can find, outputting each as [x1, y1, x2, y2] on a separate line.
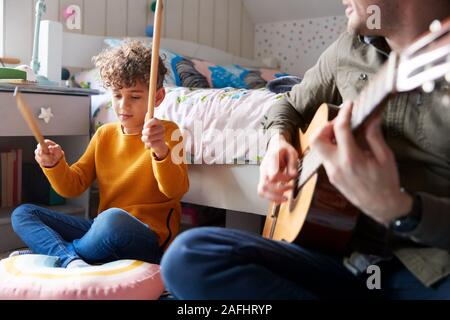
[0, 255, 164, 300]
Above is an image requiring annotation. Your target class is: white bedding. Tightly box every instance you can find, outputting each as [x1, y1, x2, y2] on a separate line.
[92, 87, 284, 164]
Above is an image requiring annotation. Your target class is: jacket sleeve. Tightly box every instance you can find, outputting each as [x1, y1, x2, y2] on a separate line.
[41, 129, 99, 198]
[404, 192, 450, 250]
[264, 33, 344, 143]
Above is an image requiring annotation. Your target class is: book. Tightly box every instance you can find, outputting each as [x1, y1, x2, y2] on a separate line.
[0, 153, 2, 207]
[0, 67, 26, 80]
[13, 150, 17, 205]
[1, 152, 7, 207]
[0, 79, 37, 85]
[6, 151, 16, 207]
[16, 149, 22, 206]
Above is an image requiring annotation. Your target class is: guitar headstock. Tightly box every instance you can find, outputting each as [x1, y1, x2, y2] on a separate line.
[395, 18, 450, 93]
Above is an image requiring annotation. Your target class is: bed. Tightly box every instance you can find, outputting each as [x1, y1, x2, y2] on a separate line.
[44, 24, 294, 229]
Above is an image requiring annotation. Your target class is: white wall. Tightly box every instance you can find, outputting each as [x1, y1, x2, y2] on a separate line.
[0, 0, 4, 57]
[0, 0, 255, 66]
[0, 1, 5, 57]
[1, 0, 33, 65]
[244, 0, 344, 23]
[255, 15, 347, 76]
[164, 0, 254, 59]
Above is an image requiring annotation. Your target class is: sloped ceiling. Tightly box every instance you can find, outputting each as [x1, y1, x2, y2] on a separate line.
[243, 0, 345, 24]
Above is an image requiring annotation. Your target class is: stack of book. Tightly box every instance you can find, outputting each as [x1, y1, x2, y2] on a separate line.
[0, 149, 23, 207]
[0, 67, 36, 84]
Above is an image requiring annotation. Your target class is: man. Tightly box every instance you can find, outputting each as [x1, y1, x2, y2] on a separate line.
[161, 0, 450, 299]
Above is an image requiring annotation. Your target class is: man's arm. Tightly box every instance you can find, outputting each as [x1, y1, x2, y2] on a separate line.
[258, 34, 347, 203]
[264, 33, 344, 143]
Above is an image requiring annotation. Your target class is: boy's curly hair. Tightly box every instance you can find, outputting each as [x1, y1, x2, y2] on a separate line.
[92, 39, 167, 90]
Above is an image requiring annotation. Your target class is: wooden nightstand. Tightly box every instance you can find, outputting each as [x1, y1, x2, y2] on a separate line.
[0, 84, 98, 253]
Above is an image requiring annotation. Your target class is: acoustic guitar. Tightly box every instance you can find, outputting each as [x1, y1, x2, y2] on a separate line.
[263, 19, 450, 254]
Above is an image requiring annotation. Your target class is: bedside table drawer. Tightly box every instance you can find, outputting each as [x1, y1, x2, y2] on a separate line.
[0, 92, 90, 137]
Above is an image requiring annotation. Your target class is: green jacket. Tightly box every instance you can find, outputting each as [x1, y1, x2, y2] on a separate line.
[264, 32, 450, 287]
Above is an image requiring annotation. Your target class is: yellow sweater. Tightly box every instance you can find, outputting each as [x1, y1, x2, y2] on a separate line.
[42, 121, 189, 250]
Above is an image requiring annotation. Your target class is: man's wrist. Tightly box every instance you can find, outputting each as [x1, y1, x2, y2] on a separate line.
[375, 189, 412, 227]
[389, 191, 422, 233]
[268, 132, 290, 149]
[390, 189, 414, 221]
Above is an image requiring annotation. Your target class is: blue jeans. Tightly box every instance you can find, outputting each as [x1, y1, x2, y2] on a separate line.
[11, 204, 163, 268]
[161, 227, 450, 300]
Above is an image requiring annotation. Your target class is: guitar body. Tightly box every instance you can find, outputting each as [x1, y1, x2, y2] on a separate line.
[262, 103, 361, 254]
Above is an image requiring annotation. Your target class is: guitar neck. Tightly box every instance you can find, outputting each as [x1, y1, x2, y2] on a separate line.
[351, 62, 394, 131]
[297, 53, 398, 189]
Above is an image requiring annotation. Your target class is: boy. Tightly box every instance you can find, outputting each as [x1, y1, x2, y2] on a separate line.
[11, 40, 189, 268]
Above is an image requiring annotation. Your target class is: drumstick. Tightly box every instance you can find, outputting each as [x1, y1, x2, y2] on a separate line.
[0, 57, 21, 65]
[13, 87, 49, 154]
[146, 0, 164, 120]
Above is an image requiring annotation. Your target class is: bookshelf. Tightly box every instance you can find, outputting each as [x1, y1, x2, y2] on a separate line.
[0, 84, 98, 253]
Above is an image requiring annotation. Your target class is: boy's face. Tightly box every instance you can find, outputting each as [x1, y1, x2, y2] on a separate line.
[112, 80, 165, 135]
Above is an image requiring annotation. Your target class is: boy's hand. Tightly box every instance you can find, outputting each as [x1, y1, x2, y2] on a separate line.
[35, 139, 65, 168]
[142, 117, 169, 160]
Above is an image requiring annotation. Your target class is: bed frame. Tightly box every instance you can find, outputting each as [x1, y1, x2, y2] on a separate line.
[42, 22, 270, 230]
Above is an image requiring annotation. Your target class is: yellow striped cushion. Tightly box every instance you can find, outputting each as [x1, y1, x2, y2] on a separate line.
[0, 255, 164, 300]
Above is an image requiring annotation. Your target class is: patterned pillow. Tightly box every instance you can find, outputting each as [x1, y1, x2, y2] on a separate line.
[78, 38, 291, 91]
[190, 59, 289, 89]
[102, 37, 292, 89]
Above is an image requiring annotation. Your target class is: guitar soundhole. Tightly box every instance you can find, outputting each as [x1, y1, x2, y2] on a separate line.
[293, 176, 300, 199]
[289, 159, 302, 211]
[293, 158, 303, 199]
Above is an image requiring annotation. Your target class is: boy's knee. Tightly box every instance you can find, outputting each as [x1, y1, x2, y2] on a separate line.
[11, 204, 40, 229]
[96, 208, 131, 230]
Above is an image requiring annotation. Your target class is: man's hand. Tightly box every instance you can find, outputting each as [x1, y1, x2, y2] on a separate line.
[35, 139, 64, 168]
[257, 133, 299, 204]
[310, 101, 413, 226]
[142, 117, 169, 160]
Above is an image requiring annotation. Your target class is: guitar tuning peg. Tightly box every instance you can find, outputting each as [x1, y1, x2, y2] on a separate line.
[430, 20, 442, 33]
[422, 81, 435, 93]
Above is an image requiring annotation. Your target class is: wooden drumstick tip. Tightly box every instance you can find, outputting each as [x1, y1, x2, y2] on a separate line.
[14, 86, 49, 154]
